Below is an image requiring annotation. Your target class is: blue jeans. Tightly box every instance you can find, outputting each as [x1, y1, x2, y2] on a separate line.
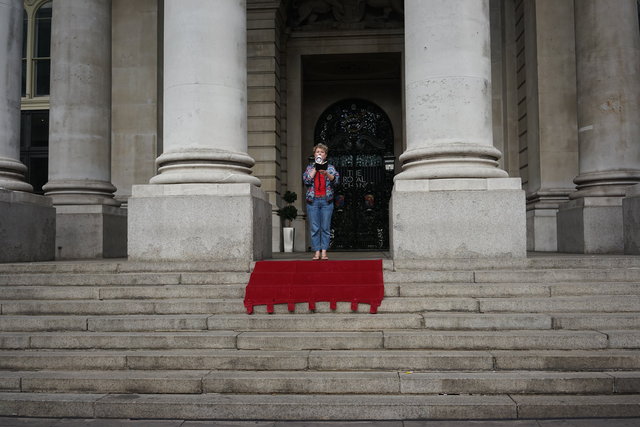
[307, 197, 334, 251]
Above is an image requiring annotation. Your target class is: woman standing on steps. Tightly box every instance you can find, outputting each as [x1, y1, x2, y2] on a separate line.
[303, 143, 340, 260]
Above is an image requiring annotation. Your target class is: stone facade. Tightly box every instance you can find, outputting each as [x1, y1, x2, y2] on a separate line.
[2, 0, 639, 262]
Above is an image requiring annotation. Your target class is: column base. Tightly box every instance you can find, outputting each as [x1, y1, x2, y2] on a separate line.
[271, 211, 281, 252]
[128, 183, 272, 262]
[0, 189, 55, 262]
[557, 197, 623, 254]
[390, 178, 526, 260]
[623, 184, 640, 254]
[525, 191, 573, 253]
[55, 205, 127, 259]
[526, 209, 558, 252]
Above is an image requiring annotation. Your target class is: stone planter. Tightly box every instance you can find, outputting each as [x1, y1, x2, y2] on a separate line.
[283, 227, 295, 252]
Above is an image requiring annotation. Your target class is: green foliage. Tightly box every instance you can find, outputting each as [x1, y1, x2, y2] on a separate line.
[277, 191, 298, 226]
[282, 190, 297, 204]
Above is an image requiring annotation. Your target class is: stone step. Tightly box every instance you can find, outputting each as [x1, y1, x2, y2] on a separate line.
[0, 370, 210, 394]
[0, 272, 250, 286]
[382, 330, 607, 350]
[420, 312, 640, 331]
[204, 370, 632, 396]
[0, 316, 89, 332]
[206, 313, 424, 331]
[0, 313, 423, 332]
[98, 284, 246, 299]
[3, 312, 638, 334]
[395, 255, 640, 270]
[492, 349, 640, 370]
[2, 348, 640, 372]
[0, 349, 310, 371]
[397, 281, 640, 297]
[2, 281, 639, 301]
[0, 331, 238, 350]
[0, 287, 101, 300]
[385, 268, 640, 284]
[553, 313, 640, 330]
[474, 269, 640, 283]
[420, 313, 552, 330]
[0, 260, 251, 274]
[1, 283, 640, 302]
[0, 297, 483, 315]
[395, 282, 550, 297]
[0, 299, 241, 315]
[236, 332, 385, 350]
[2, 392, 640, 420]
[228, 330, 609, 351]
[313, 349, 640, 372]
[478, 295, 640, 313]
[0, 369, 634, 395]
[550, 282, 640, 296]
[510, 394, 640, 419]
[0, 392, 519, 420]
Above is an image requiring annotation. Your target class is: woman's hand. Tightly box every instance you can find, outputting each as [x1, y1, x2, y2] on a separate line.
[320, 170, 334, 180]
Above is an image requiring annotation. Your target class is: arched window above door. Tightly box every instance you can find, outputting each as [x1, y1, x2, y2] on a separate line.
[22, 0, 52, 106]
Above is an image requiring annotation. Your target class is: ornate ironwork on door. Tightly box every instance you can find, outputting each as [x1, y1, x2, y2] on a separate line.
[314, 99, 395, 250]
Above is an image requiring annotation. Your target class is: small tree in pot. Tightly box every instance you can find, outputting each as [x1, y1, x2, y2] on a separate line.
[277, 191, 298, 252]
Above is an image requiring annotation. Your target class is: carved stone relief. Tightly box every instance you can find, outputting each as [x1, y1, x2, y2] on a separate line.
[288, 0, 404, 30]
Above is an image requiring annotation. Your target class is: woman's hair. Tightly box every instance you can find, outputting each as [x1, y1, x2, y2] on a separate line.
[313, 143, 329, 155]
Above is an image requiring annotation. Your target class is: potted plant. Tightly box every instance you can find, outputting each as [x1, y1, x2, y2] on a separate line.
[277, 191, 298, 252]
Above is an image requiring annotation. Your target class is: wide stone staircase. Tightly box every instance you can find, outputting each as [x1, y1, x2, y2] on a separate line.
[1, 255, 640, 421]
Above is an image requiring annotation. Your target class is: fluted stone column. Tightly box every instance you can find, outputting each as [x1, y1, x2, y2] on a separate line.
[557, 0, 640, 253]
[0, 0, 32, 193]
[128, 0, 271, 262]
[43, 0, 126, 259]
[0, 0, 55, 262]
[391, 0, 525, 261]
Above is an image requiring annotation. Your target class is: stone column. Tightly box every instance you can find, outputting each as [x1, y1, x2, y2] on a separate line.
[43, 0, 126, 259]
[391, 0, 526, 262]
[557, 0, 640, 253]
[524, 0, 579, 252]
[0, 0, 55, 262]
[0, 0, 31, 193]
[128, 0, 271, 263]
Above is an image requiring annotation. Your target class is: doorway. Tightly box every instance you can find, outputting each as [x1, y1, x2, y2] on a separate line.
[297, 51, 403, 252]
[315, 99, 395, 250]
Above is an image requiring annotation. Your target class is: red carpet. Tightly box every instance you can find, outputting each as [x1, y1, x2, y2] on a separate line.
[244, 259, 384, 314]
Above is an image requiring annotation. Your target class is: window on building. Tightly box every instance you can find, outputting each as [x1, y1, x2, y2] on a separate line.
[21, 10, 27, 97]
[20, 111, 49, 194]
[22, 0, 52, 102]
[33, 2, 52, 96]
[21, 0, 52, 193]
